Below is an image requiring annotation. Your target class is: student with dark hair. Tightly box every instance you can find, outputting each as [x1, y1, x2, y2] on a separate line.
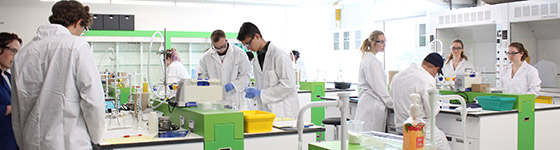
[246, 51, 254, 61]
[0, 32, 22, 150]
[500, 42, 541, 96]
[237, 22, 299, 118]
[11, 1, 105, 149]
[291, 50, 307, 81]
[390, 53, 451, 150]
[197, 29, 251, 107]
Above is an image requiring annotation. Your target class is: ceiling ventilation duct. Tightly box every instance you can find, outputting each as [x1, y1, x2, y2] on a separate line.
[481, 0, 526, 5]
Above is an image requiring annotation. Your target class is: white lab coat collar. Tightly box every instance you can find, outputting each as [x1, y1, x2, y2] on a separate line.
[508, 61, 530, 79]
[413, 63, 435, 80]
[253, 42, 274, 75]
[210, 43, 234, 66]
[35, 24, 73, 40]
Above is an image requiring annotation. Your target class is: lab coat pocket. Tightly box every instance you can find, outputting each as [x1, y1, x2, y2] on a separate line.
[266, 70, 279, 86]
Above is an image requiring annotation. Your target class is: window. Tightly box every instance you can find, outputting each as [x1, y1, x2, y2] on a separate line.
[334, 32, 340, 50]
[419, 23, 426, 47]
[355, 30, 361, 49]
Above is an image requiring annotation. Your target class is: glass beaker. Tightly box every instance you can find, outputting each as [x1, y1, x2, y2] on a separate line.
[347, 120, 364, 144]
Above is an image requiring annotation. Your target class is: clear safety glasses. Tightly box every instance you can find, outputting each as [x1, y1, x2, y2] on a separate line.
[451, 47, 463, 51]
[506, 51, 520, 55]
[212, 40, 228, 52]
[243, 37, 254, 49]
[1, 46, 18, 54]
[81, 26, 89, 36]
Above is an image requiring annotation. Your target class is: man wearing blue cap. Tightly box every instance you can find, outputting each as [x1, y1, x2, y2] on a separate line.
[389, 53, 451, 150]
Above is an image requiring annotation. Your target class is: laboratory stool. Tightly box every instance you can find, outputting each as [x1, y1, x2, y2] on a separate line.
[322, 117, 349, 140]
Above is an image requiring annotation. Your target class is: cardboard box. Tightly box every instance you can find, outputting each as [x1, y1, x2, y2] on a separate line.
[472, 84, 490, 92]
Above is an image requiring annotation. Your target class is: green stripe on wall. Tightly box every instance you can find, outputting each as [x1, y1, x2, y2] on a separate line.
[85, 30, 238, 48]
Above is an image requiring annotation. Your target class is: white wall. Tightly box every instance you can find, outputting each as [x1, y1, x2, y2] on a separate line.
[1, 0, 450, 84]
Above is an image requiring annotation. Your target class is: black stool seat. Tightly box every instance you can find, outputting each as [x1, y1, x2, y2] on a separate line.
[322, 117, 350, 126]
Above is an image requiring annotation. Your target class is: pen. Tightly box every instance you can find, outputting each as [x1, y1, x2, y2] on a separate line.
[123, 134, 143, 138]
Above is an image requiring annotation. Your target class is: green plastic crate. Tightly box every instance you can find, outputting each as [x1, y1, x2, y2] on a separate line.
[477, 96, 516, 111]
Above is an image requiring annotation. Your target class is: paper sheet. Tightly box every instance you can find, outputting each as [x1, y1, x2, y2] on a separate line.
[273, 120, 314, 128]
[104, 136, 154, 144]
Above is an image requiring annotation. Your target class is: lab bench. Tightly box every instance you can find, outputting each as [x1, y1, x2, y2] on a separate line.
[436, 103, 560, 150]
[95, 126, 324, 150]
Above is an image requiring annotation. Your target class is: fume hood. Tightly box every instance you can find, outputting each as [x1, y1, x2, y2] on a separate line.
[509, 0, 560, 88]
[429, 3, 509, 88]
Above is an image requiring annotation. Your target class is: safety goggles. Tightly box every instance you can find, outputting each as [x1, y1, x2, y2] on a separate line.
[451, 47, 463, 51]
[243, 37, 254, 49]
[506, 51, 520, 55]
[1, 46, 18, 54]
[374, 40, 386, 44]
[212, 40, 228, 52]
[81, 26, 89, 36]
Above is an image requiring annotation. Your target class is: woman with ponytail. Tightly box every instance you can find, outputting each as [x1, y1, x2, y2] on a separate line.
[500, 42, 541, 96]
[442, 39, 474, 78]
[355, 30, 393, 132]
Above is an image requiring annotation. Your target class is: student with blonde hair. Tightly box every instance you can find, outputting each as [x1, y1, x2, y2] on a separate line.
[355, 30, 393, 132]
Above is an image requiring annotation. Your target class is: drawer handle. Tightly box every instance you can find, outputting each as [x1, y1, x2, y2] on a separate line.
[524, 117, 530, 122]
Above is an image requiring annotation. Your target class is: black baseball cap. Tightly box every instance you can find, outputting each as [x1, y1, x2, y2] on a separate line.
[424, 53, 444, 75]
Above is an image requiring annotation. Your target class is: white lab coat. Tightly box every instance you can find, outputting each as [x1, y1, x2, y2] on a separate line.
[442, 58, 474, 78]
[11, 24, 105, 150]
[295, 59, 307, 81]
[253, 42, 300, 118]
[197, 43, 252, 105]
[167, 61, 190, 83]
[390, 63, 451, 150]
[355, 52, 393, 132]
[534, 59, 559, 87]
[500, 61, 541, 96]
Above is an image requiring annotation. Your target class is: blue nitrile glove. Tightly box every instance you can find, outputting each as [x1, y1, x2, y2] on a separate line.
[244, 88, 261, 98]
[224, 83, 234, 92]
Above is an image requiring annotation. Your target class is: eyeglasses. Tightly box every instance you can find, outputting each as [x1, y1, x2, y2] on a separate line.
[374, 40, 386, 44]
[243, 37, 254, 49]
[80, 26, 89, 36]
[506, 51, 521, 55]
[212, 41, 228, 52]
[451, 47, 463, 50]
[1, 46, 18, 54]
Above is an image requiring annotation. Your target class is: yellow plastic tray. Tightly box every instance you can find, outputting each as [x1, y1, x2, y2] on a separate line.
[536, 96, 553, 104]
[241, 110, 276, 133]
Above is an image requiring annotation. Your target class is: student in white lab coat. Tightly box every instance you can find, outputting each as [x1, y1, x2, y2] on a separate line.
[355, 30, 393, 132]
[390, 53, 451, 150]
[197, 29, 252, 107]
[237, 22, 300, 118]
[442, 39, 474, 78]
[291, 50, 307, 81]
[165, 48, 190, 83]
[11, 1, 105, 149]
[500, 42, 541, 96]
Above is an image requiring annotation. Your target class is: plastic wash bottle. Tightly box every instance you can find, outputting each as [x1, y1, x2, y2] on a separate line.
[403, 93, 426, 150]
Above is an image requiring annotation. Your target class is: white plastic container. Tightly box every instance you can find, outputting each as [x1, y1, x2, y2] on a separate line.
[148, 112, 158, 136]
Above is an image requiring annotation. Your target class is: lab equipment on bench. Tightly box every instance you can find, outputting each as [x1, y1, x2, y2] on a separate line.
[454, 69, 481, 91]
[173, 78, 223, 108]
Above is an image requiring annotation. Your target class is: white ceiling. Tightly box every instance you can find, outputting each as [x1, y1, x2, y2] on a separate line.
[34, 0, 338, 7]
